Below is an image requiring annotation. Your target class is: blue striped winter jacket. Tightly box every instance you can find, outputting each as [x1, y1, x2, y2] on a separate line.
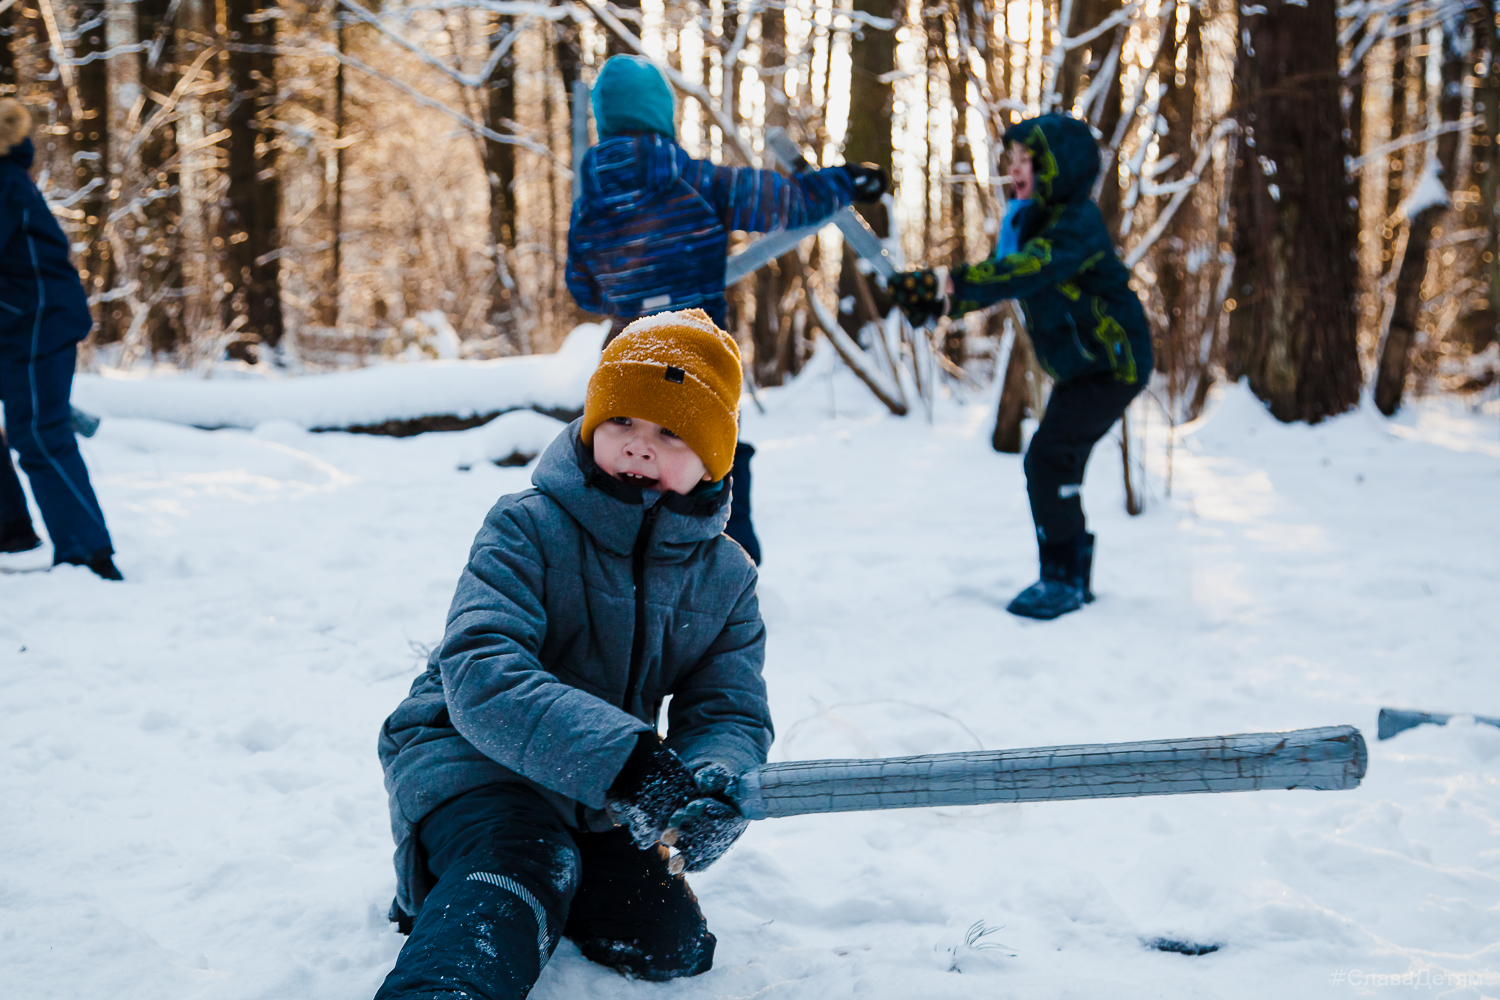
[0, 139, 93, 357]
[567, 134, 855, 328]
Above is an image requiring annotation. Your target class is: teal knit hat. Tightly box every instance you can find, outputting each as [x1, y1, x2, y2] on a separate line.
[591, 55, 676, 140]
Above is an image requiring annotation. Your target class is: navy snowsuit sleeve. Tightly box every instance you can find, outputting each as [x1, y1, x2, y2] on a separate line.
[662, 573, 771, 776]
[950, 201, 1105, 311]
[439, 503, 651, 809]
[678, 153, 854, 235]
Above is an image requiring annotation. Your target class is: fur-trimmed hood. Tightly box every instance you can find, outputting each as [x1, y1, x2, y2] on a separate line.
[0, 99, 32, 157]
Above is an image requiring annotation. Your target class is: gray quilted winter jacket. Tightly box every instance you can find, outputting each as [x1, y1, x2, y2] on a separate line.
[378, 420, 771, 916]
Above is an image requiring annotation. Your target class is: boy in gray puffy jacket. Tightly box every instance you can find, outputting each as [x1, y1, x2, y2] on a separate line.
[374, 309, 772, 998]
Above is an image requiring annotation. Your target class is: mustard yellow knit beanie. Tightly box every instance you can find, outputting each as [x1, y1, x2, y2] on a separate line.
[581, 309, 741, 482]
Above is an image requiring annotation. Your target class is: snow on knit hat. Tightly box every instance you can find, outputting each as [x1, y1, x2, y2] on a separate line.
[0, 99, 32, 156]
[581, 309, 741, 482]
[591, 55, 676, 140]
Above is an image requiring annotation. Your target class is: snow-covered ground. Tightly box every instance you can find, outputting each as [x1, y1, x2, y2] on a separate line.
[3, 345, 1497, 999]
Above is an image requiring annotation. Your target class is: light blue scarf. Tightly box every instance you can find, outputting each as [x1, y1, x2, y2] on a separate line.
[995, 199, 1032, 261]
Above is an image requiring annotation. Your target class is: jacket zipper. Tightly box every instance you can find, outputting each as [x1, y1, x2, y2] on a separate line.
[625, 500, 662, 711]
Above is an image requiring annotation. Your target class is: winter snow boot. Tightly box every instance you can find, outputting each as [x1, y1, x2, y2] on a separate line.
[0, 517, 42, 553]
[56, 547, 124, 581]
[1006, 532, 1094, 621]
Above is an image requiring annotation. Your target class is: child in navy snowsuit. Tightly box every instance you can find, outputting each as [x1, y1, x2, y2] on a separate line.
[375, 309, 773, 999]
[891, 113, 1153, 620]
[0, 99, 120, 580]
[567, 55, 886, 564]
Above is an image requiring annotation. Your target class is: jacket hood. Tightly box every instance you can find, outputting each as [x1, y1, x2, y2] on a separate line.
[578, 134, 680, 214]
[532, 419, 730, 558]
[2, 136, 35, 170]
[1004, 114, 1100, 207]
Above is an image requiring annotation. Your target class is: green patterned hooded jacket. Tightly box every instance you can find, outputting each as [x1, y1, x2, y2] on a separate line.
[951, 113, 1153, 385]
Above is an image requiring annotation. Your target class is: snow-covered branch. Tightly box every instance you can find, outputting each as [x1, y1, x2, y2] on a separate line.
[1346, 117, 1477, 171]
[336, 0, 532, 91]
[576, 0, 757, 166]
[1125, 119, 1239, 269]
[325, 44, 558, 161]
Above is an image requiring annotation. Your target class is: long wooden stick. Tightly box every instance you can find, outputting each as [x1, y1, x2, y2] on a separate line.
[733, 726, 1367, 820]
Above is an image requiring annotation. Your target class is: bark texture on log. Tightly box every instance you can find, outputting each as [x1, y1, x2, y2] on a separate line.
[734, 726, 1368, 819]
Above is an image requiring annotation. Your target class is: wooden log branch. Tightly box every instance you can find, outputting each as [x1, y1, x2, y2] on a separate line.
[804, 284, 909, 416]
[732, 726, 1367, 819]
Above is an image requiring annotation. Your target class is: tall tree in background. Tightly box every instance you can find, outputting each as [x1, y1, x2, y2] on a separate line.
[481, 13, 520, 350]
[0, 5, 15, 97]
[1375, 21, 1468, 414]
[138, 0, 186, 353]
[73, 1, 113, 339]
[1153, 0, 1202, 400]
[223, 0, 284, 355]
[751, 2, 802, 386]
[1089, 0, 1126, 229]
[1228, 0, 1361, 423]
[1467, 1, 1500, 349]
[837, 0, 897, 340]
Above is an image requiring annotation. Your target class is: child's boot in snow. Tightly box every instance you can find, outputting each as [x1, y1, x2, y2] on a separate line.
[1006, 532, 1094, 620]
[0, 517, 42, 553]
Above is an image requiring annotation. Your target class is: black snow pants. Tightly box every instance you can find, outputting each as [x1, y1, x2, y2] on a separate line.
[1023, 371, 1147, 546]
[0, 341, 113, 562]
[374, 784, 716, 1000]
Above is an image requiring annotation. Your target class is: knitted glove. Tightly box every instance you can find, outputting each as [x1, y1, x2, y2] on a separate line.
[662, 763, 750, 874]
[841, 163, 889, 203]
[605, 733, 698, 850]
[888, 268, 947, 326]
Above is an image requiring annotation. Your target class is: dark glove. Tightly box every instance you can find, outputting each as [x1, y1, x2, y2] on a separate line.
[662, 763, 750, 874]
[841, 163, 889, 203]
[605, 733, 698, 850]
[888, 268, 947, 326]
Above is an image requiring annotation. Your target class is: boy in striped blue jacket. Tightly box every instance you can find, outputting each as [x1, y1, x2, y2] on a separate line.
[567, 55, 886, 564]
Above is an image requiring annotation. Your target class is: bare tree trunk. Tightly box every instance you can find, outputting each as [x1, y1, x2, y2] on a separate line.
[1469, 2, 1500, 341]
[1375, 26, 1466, 415]
[1059, 0, 1092, 109]
[73, 1, 114, 341]
[175, 0, 220, 349]
[223, 0, 282, 356]
[751, 2, 799, 387]
[836, 0, 896, 341]
[1382, 23, 1408, 273]
[1091, 0, 1125, 230]
[941, 4, 973, 366]
[481, 13, 520, 349]
[103, 0, 141, 351]
[1228, 0, 1361, 423]
[0, 4, 17, 96]
[992, 317, 1039, 453]
[1153, 0, 1200, 405]
[135, 0, 185, 354]
[317, 11, 346, 326]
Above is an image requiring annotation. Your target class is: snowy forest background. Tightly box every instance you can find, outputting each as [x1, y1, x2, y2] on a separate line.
[5, 4, 1500, 997]
[5, 0, 1500, 433]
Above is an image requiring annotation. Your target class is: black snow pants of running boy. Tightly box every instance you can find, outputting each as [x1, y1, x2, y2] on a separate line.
[1023, 371, 1146, 545]
[374, 783, 716, 1000]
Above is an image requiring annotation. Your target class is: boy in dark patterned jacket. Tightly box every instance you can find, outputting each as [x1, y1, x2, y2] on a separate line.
[567, 55, 886, 564]
[890, 113, 1154, 621]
